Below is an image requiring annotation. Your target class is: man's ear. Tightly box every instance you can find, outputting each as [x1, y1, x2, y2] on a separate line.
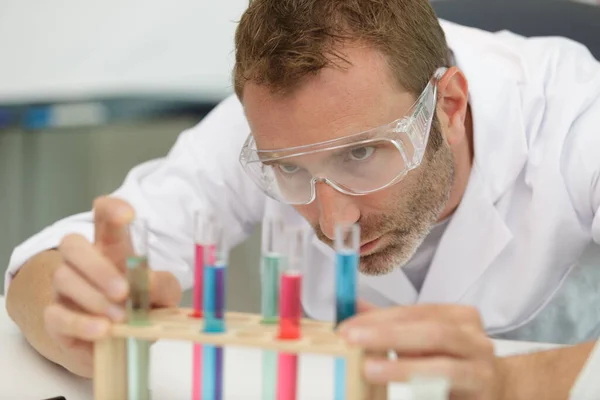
[357, 298, 378, 313]
[436, 66, 469, 147]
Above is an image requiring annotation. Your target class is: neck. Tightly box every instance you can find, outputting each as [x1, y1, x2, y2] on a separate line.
[437, 105, 475, 221]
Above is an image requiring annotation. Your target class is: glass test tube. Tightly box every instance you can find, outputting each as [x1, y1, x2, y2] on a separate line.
[261, 217, 287, 324]
[278, 227, 305, 340]
[192, 210, 216, 400]
[126, 218, 151, 400]
[261, 218, 287, 400]
[276, 227, 306, 400]
[334, 223, 360, 400]
[192, 209, 216, 318]
[202, 217, 227, 400]
[335, 223, 359, 325]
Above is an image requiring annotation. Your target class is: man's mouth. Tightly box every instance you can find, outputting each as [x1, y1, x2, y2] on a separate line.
[359, 237, 381, 255]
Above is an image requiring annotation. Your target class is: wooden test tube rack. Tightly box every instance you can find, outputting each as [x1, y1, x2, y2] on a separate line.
[94, 307, 388, 400]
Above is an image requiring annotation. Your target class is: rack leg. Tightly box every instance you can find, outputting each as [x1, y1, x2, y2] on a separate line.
[345, 349, 365, 400]
[94, 337, 127, 400]
[365, 381, 388, 400]
[345, 349, 388, 400]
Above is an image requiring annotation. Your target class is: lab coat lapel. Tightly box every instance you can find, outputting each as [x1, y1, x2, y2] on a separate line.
[417, 164, 513, 303]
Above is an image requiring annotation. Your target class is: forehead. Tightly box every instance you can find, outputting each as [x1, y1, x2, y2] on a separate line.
[242, 46, 416, 151]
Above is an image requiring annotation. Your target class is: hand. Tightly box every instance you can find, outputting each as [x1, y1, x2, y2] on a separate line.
[339, 301, 504, 400]
[43, 196, 182, 378]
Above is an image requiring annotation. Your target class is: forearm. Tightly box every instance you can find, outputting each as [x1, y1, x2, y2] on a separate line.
[5, 249, 65, 366]
[499, 341, 596, 400]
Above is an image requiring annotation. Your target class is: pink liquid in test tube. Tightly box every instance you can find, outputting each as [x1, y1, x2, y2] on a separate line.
[278, 272, 302, 340]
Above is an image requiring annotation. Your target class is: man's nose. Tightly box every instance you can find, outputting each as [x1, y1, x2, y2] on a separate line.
[315, 182, 360, 241]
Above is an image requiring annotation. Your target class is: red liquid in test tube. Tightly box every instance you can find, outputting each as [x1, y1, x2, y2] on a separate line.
[278, 272, 302, 340]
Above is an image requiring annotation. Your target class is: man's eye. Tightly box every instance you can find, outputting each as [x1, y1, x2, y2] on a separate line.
[349, 146, 375, 161]
[278, 164, 300, 174]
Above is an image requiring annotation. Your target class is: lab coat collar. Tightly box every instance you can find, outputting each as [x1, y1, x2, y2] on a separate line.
[359, 26, 529, 305]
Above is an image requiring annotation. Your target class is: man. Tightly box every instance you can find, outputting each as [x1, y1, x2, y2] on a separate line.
[5, 0, 600, 398]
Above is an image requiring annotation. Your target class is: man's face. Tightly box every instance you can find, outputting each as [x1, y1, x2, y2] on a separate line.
[243, 46, 455, 276]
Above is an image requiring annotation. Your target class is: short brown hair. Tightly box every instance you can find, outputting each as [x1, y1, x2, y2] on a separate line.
[233, 0, 449, 100]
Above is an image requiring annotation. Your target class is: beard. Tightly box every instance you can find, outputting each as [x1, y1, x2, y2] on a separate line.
[313, 115, 455, 275]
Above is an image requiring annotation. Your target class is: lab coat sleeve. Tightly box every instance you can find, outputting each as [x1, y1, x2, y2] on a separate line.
[4, 95, 266, 293]
[569, 341, 600, 400]
[557, 42, 600, 245]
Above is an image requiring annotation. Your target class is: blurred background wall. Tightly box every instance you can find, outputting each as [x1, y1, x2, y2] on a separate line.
[0, 0, 262, 312]
[1, 0, 599, 312]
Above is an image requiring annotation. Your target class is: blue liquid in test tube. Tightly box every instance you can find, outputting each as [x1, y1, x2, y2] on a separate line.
[334, 223, 360, 400]
[336, 250, 358, 325]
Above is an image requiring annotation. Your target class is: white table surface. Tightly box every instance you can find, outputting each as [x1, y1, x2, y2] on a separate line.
[0, 297, 561, 400]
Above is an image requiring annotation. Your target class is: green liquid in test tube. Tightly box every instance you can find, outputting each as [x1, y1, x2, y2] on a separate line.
[126, 219, 151, 400]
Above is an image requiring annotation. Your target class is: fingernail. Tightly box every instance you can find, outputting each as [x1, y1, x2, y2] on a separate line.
[86, 321, 108, 337]
[118, 205, 135, 221]
[365, 360, 384, 378]
[107, 305, 126, 322]
[346, 328, 372, 343]
[109, 279, 128, 298]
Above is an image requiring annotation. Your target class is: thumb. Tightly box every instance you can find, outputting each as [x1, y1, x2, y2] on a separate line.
[93, 196, 135, 272]
[357, 298, 378, 313]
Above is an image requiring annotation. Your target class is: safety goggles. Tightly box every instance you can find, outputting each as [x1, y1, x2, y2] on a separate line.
[239, 67, 447, 205]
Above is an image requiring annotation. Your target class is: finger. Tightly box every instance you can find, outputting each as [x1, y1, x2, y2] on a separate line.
[53, 264, 127, 322]
[343, 321, 492, 359]
[364, 357, 493, 396]
[149, 271, 182, 308]
[44, 303, 111, 342]
[338, 304, 483, 333]
[58, 234, 129, 302]
[357, 298, 378, 313]
[93, 196, 135, 271]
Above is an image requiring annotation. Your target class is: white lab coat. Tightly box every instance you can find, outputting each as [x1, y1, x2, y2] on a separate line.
[5, 21, 600, 346]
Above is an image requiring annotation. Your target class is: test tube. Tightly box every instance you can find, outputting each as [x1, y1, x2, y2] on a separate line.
[126, 218, 151, 400]
[202, 217, 227, 400]
[261, 216, 287, 324]
[276, 227, 307, 400]
[334, 223, 360, 400]
[335, 223, 359, 325]
[192, 210, 216, 400]
[261, 217, 287, 400]
[278, 227, 305, 340]
[192, 209, 217, 318]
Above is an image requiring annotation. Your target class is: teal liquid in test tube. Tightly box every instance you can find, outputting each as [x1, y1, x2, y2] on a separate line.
[261, 217, 287, 324]
[260, 217, 287, 400]
[126, 219, 151, 400]
[334, 223, 360, 400]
